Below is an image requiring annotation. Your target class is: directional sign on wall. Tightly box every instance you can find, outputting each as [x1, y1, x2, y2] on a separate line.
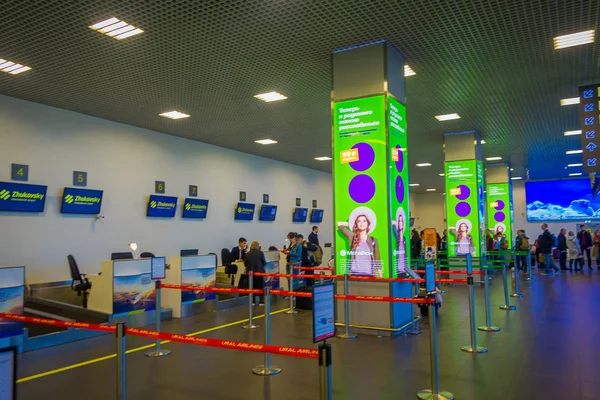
[580, 84, 600, 173]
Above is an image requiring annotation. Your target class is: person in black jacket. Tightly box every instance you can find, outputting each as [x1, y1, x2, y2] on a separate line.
[308, 226, 319, 246]
[244, 241, 266, 305]
[557, 228, 568, 270]
[231, 237, 247, 262]
[410, 229, 421, 265]
[540, 224, 560, 275]
[297, 234, 318, 286]
[577, 224, 593, 270]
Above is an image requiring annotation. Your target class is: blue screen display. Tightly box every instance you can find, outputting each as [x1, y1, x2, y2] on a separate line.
[0, 182, 47, 213]
[259, 205, 277, 221]
[147, 195, 178, 218]
[526, 179, 600, 221]
[310, 209, 324, 223]
[182, 198, 209, 219]
[61, 187, 103, 214]
[235, 202, 255, 221]
[293, 207, 308, 222]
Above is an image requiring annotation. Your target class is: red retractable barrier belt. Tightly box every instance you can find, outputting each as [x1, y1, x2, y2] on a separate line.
[160, 283, 263, 295]
[334, 294, 434, 304]
[0, 313, 116, 333]
[413, 270, 484, 275]
[437, 278, 469, 284]
[270, 289, 312, 298]
[254, 272, 342, 279]
[293, 266, 335, 271]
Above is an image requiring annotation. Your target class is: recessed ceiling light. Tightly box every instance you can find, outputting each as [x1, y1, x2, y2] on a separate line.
[435, 113, 461, 121]
[159, 111, 190, 119]
[255, 139, 278, 145]
[553, 30, 595, 50]
[314, 156, 332, 161]
[439, 173, 445, 176]
[409, 183, 420, 187]
[473, 140, 487, 145]
[0, 58, 31, 75]
[416, 163, 432, 167]
[569, 172, 583, 176]
[560, 97, 580, 106]
[404, 65, 416, 77]
[566, 150, 583, 154]
[511, 176, 523, 180]
[426, 188, 436, 192]
[254, 92, 287, 102]
[564, 130, 582, 136]
[89, 18, 143, 40]
[486, 157, 502, 161]
[510, 168, 514, 171]
[568, 163, 583, 167]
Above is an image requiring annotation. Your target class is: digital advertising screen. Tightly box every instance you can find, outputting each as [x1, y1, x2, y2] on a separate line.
[312, 282, 335, 343]
[0, 182, 47, 213]
[445, 160, 483, 257]
[151, 257, 166, 280]
[525, 178, 600, 221]
[259, 204, 277, 221]
[333, 95, 389, 278]
[0, 267, 25, 339]
[293, 207, 308, 223]
[486, 183, 513, 248]
[146, 195, 177, 218]
[235, 202, 255, 221]
[182, 198, 209, 219]
[61, 187, 103, 215]
[310, 209, 324, 223]
[388, 95, 410, 277]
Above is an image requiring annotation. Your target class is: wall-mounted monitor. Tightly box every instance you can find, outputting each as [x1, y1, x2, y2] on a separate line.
[235, 202, 255, 221]
[147, 195, 177, 218]
[61, 187, 103, 215]
[181, 249, 199, 257]
[0, 181, 47, 213]
[182, 198, 209, 219]
[525, 178, 600, 221]
[259, 204, 278, 221]
[293, 207, 308, 223]
[310, 209, 324, 223]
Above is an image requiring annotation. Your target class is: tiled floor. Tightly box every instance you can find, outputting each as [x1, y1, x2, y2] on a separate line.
[15, 269, 600, 399]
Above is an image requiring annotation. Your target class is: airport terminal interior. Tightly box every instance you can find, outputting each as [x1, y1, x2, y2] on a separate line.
[1, 1, 599, 399]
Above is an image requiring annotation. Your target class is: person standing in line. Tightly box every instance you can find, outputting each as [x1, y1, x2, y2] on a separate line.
[308, 226, 319, 246]
[567, 231, 581, 271]
[577, 224, 593, 270]
[557, 228, 568, 270]
[593, 229, 600, 267]
[515, 230, 529, 272]
[540, 223, 560, 275]
[244, 241, 266, 305]
[284, 232, 303, 292]
[410, 229, 422, 266]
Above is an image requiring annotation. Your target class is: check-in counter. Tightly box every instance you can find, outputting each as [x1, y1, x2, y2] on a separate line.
[0, 266, 25, 348]
[163, 254, 217, 318]
[88, 259, 156, 316]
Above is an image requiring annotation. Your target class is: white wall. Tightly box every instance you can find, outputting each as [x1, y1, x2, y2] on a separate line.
[411, 192, 445, 233]
[0, 95, 333, 284]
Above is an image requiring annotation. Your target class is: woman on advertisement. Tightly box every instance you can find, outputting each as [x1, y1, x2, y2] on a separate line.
[449, 219, 475, 257]
[392, 207, 408, 273]
[337, 206, 382, 277]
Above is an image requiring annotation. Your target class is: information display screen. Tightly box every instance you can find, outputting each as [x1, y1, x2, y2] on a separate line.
[182, 198, 209, 219]
[0, 182, 47, 213]
[486, 183, 512, 247]
[425, 261, 436, 293]
[293, 207, 308, 222]
[312, 282, 335, 343]
[0, 348, 16, 400]
[61, 187, 103, 215]
[259, 205, 277, 221]
[146, 195, 177, 218]
[310, 209, 324, 223]
[235, 202, 255, 221]
[333, 95, 389, 278]
[151, 257, 166, 280]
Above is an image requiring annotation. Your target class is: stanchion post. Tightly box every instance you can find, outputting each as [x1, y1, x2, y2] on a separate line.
[116, 322, 126, 400]
[145, 281, 171, 357]
[252, 287, 281, 376]
[499, 262, 516, 310]
[408, 281, 421, 335]
[336, 274, 356, 339]
[525, 250, 534, 281]
[319, 341, 332, 400]
[417, 296, 453, 400]
[243, 271, 259, 329]
[511, 252, 524, 298]
[478, 267, 500, 332]
[285, 271, 298, 315]
[461, 255, 487, 354]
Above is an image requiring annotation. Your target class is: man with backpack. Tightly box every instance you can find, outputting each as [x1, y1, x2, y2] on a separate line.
[577, 224, 593, 270]
[540, 223, 560, 275]
[515, 230, 530, 272]
[557, 228, 568, 270]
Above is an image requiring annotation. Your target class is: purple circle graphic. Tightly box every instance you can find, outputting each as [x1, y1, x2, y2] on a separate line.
[494, 200, 505, 211]
[455, 202, 471, 217]
[395, 176, 404, 203]
[349, 174, 376, 203]
[494, 212, 506, 222]
[456, 185, 471, 200]
[395, 145, 404, 172]
[350, 143, 375, 172]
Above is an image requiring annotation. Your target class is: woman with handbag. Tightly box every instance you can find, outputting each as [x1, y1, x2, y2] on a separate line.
[244, 241, 267, 305]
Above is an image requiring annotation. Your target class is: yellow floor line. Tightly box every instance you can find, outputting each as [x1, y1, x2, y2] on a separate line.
[17, 308, 290, 383]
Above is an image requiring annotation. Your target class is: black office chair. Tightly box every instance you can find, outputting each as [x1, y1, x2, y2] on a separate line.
[140, 252, 155, 258]
[221, 248, 238, 286]
[111, 252, 134, 260]
[67, 255, 92, 309]
[268, 246, 278, 251]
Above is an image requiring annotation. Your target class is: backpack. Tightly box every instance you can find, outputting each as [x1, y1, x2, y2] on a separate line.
[500, 237, 508, 250]
[519, 236, 530, 251]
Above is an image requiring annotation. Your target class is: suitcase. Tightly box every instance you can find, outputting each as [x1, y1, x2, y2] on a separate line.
[294, 286, 313, 310]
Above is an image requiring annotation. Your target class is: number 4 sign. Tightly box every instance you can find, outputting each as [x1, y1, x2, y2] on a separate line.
[11, 163, 29, 182]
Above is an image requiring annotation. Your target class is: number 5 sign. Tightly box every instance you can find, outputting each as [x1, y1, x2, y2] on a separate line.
[73, 171, 87, 187]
